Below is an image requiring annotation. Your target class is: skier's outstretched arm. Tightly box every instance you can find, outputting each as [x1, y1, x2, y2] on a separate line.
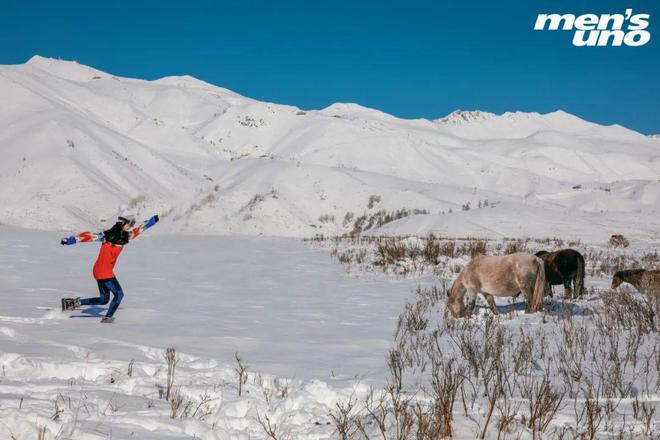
[129, 215, 159, 241]
[60, 231, 105, 246]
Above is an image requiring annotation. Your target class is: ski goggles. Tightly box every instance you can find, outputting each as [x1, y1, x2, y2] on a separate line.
[118, 216, 136, 227]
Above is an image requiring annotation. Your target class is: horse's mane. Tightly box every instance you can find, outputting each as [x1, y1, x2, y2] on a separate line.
[614, 269, 646, 279]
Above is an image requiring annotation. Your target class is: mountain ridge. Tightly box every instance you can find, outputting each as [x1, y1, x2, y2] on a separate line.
[0, 56, 657, 241]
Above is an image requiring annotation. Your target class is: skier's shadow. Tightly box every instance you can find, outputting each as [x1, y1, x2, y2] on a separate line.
[69, 306, 106, 318]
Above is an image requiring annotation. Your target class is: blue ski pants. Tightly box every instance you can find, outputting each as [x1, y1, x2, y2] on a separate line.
[81, 277, 124, 317]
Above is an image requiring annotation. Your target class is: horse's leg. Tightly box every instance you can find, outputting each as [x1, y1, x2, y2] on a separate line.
[484, 294, 498, 315]
[563, 278, 573, 299]
[466, 289, 478, 315]
[516, 276, 534, 313]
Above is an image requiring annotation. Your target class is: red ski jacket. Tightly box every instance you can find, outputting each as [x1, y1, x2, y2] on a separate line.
[61, 215, 160, 279]
[93, 242, 123, 280]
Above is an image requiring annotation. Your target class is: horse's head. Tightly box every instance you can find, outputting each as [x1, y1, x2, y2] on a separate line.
[611, 274, 623, 289]
[446, 277, 466, 317]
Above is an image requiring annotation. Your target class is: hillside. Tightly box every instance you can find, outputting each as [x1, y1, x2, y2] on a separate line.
[1, 56, 658, 241]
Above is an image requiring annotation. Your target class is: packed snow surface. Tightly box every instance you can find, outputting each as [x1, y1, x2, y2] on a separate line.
[0, 229, 426, 382]
[0, 228, 429, 438]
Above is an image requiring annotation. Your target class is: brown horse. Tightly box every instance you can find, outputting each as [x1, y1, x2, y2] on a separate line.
[611, 269, 660, 293]
[447, 253, 546, 317]
[535, 249, 585, 299]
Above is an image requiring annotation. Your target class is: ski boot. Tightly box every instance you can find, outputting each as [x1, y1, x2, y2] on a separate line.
[61, 297, 81, 311]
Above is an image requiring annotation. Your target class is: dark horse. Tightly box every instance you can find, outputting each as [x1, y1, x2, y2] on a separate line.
[535, 249, 585, 298]
[612, 269, 660, 293]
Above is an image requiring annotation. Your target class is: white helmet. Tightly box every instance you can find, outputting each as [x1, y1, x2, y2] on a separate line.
[118, 207, 136, 227]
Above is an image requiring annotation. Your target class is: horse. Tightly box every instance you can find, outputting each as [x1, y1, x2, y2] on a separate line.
[611, 269, 660, 294]
[447, 253, 546, 317]
[534, 249, 585, 299]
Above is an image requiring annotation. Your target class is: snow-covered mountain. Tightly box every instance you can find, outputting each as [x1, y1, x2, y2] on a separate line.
[1, 56, 658, 240]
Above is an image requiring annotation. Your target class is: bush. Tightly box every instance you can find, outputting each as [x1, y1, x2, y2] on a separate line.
[595, 289, 659, 334]
[342, 212, 354, 227]
[350, 208, 430, 234]
[368, 194, 382, 209]
[503, 238, 529, 255]
[318, 214, 335, 224]
[608, 234, 630, 248]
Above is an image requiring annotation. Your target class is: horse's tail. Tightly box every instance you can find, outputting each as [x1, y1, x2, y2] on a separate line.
[575, 254, 585, 296]
[531, 257, 546, 313]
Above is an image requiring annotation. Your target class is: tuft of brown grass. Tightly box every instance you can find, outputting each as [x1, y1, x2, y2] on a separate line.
[608, 234, 630, 248]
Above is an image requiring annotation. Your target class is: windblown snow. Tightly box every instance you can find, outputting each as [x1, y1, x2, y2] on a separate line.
[1, 56, 658, 240]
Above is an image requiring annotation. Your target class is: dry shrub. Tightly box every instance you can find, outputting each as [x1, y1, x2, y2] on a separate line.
[595, 289, 659, 334]
[609, 234, 630, 248]
[520, 373, 565, 434]
[350, 208, 430, 234]
[632, 397, 657, 436]
[503, 238, 529, 255]
[368, 194, 382, 209]
[168, 389, 214, 419]
[641, 251, 660, 265]
[585, 249, 660, 277]
[257, 411, 285, 440]
[164, 347, 177, 401]
[438, 241, 457, 258]
[375, 241, 410, 267]
[429, 357, 466, 437]
[329, 396, 360, 440]
[422, 235, 441, 265]
[457, 239, 487, 258]
[331, 247, 368, 266]
[234, 352, 249, 397]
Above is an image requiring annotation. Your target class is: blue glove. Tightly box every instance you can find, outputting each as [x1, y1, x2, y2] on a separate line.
[144, 215, 159, 229]
[60, 237, 76, 245]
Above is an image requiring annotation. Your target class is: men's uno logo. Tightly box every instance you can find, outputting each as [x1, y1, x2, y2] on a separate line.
[534, 10, 651, 46]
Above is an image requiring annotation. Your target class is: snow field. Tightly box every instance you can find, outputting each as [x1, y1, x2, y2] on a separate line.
[1, 228, 658, 438]
[0, 228, 429, 439]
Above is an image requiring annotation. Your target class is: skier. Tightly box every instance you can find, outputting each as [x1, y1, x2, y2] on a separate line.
[60, 213, 159, 323]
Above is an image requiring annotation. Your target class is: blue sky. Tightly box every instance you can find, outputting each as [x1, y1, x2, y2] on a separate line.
[1, 0, 658, 133]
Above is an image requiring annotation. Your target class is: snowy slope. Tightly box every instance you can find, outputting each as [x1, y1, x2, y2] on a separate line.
[1, 56, 658, 239]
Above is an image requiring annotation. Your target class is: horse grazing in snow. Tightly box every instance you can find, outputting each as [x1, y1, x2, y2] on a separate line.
[611, 269, 660, 294]
[534, 249, 585, 299]
[447, 253, 546, 317]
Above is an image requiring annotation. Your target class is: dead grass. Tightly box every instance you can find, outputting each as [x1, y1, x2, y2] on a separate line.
[329, 281, 659, 439]
[314, 234, 659, 284]
[595, 288, 659, 334]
